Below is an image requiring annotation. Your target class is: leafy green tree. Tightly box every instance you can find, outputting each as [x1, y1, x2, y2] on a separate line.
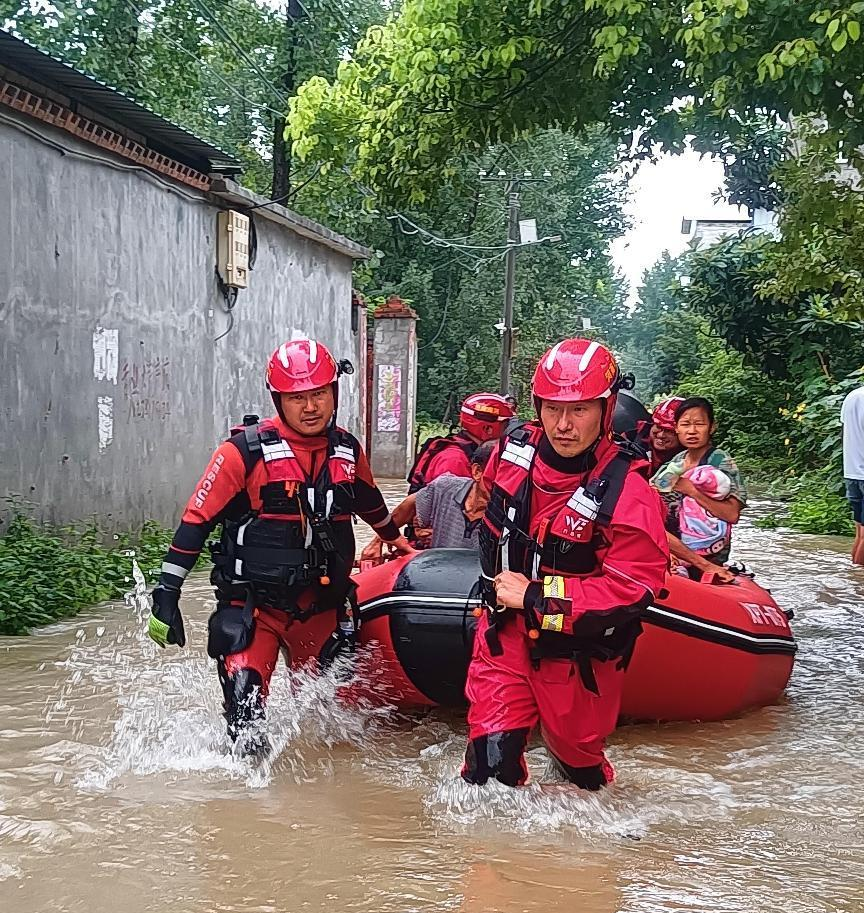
[677, 344, 792, 475]
[2, 0, 386, 195]
[320, 129, 631, 420]
[683, 232, 863, 381]
[690, 117, 789, 212]
[617, 252, 711, 398]
[289, 0, 864, 203]
[674, 223, 863, 495]
[758, 136, 864, 322]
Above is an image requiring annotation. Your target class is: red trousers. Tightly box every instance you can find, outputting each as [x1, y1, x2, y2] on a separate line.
[221, 606, 333, 697]
[466, 613, 625, 774]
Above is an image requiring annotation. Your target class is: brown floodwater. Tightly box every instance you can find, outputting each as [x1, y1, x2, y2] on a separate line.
[1, 484, 863, 913]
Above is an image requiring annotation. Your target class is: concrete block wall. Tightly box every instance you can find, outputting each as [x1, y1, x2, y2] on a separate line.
[0, 114, 365, 529]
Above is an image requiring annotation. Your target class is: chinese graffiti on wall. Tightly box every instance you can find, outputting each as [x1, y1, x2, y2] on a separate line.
[120, 355, 172, 421]
[376, 364, 402, 433]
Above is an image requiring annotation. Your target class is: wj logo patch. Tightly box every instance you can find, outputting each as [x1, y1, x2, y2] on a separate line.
[564, 515, 589, 534]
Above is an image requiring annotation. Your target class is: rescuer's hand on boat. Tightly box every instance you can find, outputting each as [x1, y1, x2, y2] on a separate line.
[412, 526, 433, 547]
[493, 571, 531, 609]
[384, 535, 417, 557]
[360, 534, 416, 564]
[147, 584, 186, 648]
[360, 537, 384, 563]
[707, 565, 736, 584]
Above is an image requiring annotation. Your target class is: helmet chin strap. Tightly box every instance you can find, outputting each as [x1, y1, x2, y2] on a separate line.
[272, 391, 286, 424]
[328, 381, 338, 429]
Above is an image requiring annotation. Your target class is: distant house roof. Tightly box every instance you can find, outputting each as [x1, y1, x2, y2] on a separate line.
[0, 28, 241, 175]
[681, 217, 752, 235]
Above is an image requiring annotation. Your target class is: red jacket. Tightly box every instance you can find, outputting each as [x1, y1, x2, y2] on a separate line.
[424, 438, 473, 483]
[158, 416, 398, 591]
[482, 430, 669, 628]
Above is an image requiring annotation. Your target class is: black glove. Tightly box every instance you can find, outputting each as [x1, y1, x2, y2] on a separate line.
[318, 620, 358, 669]
[148, 584, 186, 648]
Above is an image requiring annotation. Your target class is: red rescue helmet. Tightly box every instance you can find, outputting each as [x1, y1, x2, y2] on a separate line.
[266, 339, 353, 424]
[531, 338, 622, 432]
[651, 396, 685, 431]
[460, 392, 516, 442]
[267, 338, 339, 393]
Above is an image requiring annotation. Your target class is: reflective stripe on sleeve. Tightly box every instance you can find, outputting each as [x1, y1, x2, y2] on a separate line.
[161, 562, 190, 580]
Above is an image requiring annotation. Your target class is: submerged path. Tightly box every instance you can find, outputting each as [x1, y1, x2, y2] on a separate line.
[0, 489, 862, 912]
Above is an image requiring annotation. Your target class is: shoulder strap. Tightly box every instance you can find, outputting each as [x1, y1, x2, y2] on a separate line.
[508, 425, 534, 446]
[327, 427, 361, 465]
[452, 432, 478, 458]
[406, 435, 456, 489]
[227, 415, 267, 477]
[595, 440, 644, 528]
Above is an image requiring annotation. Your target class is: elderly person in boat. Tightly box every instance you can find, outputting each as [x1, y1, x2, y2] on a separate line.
[652, 396, 747, 582]
[361, 440, 496, 560]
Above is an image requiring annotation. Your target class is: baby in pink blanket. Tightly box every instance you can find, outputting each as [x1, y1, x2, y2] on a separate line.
[678, 465, 732, 558]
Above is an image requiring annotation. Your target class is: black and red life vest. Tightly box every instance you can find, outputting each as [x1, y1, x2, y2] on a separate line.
[210, 416, 360, 612]
[479, 423, 649, 690]
[406, 432, 476, 494]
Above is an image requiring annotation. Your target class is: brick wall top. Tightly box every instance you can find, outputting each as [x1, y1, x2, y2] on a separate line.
[373, 295, 418, 320]
[0, 78, 211, 191]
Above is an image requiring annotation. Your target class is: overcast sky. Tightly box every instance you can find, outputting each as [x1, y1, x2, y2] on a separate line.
[610, 148, 747, 303]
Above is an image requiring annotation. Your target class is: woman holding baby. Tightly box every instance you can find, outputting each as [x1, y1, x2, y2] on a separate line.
[651, 397, 748, 581]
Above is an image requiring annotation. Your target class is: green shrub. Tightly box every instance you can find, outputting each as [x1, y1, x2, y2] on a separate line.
[754, 513, 780, 530]
[754, 471, 855, 536]
[0, 515, 174, 635]
[787, 488, 855, 536]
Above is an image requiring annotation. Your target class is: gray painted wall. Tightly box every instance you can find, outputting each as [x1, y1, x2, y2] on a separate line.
[370, 316, 418, 479]
[0, 114, 364, 529]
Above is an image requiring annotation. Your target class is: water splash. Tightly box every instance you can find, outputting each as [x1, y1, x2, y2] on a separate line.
[45, 562, 396, 791]
[359, 723, 742, 841]
[126, 558, 150, 624]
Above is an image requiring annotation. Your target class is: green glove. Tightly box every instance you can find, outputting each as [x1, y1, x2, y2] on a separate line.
[148, 584, 186, 648]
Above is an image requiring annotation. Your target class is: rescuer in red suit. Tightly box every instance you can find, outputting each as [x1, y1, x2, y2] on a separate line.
[462, 338, 669, 789]
[147, 338, 413, 755]
[646, 396, 686, 474]
[407, 393, 516, 493]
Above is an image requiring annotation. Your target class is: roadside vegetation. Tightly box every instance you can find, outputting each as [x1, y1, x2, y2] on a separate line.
[0, 512, 173, 634]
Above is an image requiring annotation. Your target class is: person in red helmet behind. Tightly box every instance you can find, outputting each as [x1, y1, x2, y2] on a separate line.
[462, 338, 669, 790]
[647, 396, 685, 474]
[147, 338, 413, 755]
[406, 392, 516, 493]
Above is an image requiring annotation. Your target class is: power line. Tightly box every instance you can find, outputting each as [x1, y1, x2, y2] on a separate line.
[243, 160, 323, 210]
[122, 0, 286, 117]
[478, 170, 563, 394]
[191, 0, 289, 105]
[387, 213, 514, 252]
[419, 281, 452, 350]
[0, 109, 211, 205]
[345, 169, 523, 276]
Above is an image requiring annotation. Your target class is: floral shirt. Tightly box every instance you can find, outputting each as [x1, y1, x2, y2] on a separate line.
[651, 447, 747, 564]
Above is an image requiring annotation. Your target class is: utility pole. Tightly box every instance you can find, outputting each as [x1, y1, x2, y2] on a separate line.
[480, 168, 557, 396]
[271, 0, 305, 200]
[500, 181, 519, 396]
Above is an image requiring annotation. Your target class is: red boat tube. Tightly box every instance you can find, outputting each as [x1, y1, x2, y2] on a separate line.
[284, 549, 796, 722]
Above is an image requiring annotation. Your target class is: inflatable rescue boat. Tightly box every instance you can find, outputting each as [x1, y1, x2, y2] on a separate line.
[286, 549, 796, 722]
[285, 393, 795, 721]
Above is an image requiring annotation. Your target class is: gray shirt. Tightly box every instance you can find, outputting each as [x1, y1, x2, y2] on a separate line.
[414, 474, 482, 550]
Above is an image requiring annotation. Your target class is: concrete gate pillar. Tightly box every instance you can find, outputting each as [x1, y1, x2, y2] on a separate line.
[369, 296, 418, 479]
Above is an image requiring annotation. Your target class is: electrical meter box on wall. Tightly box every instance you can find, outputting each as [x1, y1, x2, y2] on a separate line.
[216, 210, 250, 288]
